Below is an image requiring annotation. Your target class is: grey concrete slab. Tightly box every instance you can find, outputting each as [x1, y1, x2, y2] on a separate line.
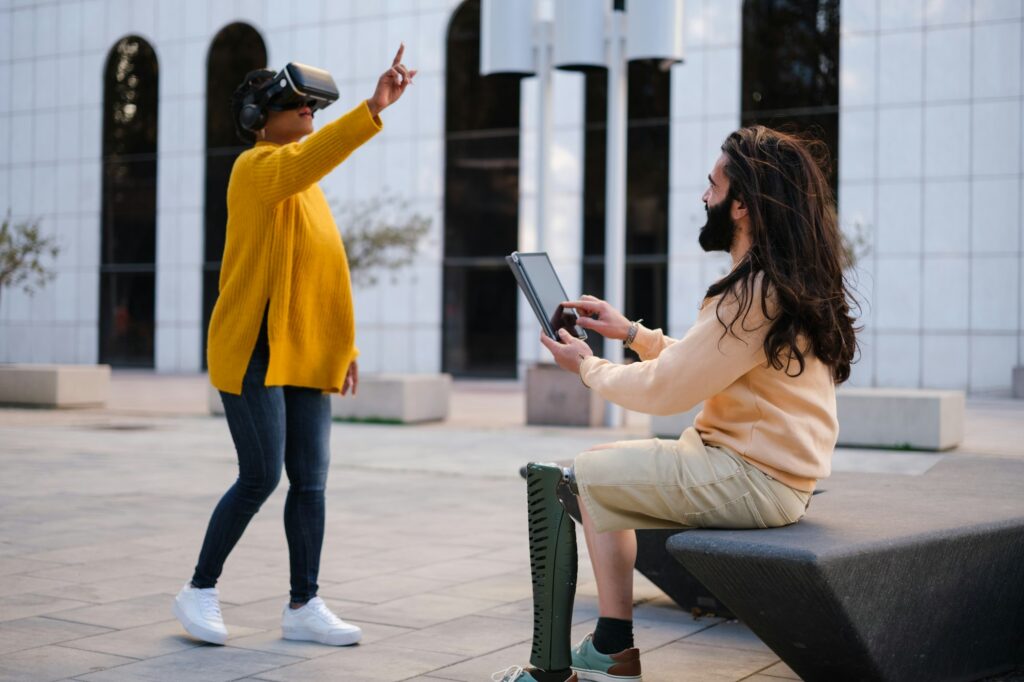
[75, 645, 303, 682]
[1, 380, 1020, 682]
[0, 644, 135, 682]
[252, 643, 463, 682]
[0, 617, 111, 656]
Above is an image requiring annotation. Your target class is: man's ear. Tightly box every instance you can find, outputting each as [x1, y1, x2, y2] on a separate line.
[731, 196, 748, 221]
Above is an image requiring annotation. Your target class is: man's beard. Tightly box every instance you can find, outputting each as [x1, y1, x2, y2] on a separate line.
[698, 195, 737, 253]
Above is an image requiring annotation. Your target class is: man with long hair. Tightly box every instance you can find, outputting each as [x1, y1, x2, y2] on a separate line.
[495, 126, 858, 682]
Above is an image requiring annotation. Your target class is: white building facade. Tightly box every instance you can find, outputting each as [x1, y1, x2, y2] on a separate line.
[0, 0, 1021, 395]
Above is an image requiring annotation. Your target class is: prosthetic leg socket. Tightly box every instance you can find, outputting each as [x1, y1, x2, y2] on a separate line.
[526, 462, 578, 672]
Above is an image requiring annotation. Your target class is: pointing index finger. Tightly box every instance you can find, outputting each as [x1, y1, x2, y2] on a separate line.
[393, 43, 405, 66]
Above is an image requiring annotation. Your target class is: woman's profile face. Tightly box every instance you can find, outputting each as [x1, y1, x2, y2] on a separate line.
[263, 104, 314, 143]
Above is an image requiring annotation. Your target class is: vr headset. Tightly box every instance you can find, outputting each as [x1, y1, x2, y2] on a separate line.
[238, 63, 339, 131]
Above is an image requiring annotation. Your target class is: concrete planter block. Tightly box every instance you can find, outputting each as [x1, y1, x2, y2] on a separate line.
[0, 364, 111, 408]
[650, 404, 704, 438]
[526, 363, 604, 427]
[210, 374, 452, 423]
[837, 387, 964, 451]
[331, 374, 452, 423]
[208, 383, 224, 416]
[1014, 366, 1024, 399]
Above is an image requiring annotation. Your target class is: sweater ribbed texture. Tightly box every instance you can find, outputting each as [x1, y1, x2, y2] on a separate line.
[580, 275, 837, 492]
[207, 101, 382, 395]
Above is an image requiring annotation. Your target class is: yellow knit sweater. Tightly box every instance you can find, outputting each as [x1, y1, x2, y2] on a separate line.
[207, 101, 383, 395]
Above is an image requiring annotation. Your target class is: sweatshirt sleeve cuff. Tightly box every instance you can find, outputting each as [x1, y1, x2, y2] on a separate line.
[629, 323, 661, 360]
[360, 100, 384, 131]
[579, 356, 602, 388]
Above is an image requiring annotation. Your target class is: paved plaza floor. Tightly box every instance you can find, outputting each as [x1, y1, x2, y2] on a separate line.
[1, 374, 1022, 681]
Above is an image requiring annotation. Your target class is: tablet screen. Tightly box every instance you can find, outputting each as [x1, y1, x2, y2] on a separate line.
[516, 253, 581, 337]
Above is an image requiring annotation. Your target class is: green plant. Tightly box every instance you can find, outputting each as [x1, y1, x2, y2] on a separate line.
[331, 193, 431, 287]
[841, 219, 872, 270]
[0, 213, 59, 312]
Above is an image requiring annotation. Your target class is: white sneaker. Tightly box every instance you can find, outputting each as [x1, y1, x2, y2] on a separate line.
[281, 596, 362, 646]
[172, 583, 228, 645]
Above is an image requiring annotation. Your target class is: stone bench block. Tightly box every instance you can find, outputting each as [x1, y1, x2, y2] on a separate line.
[650, 389, 965, 451]
[0, 364, 111, 408]
[667, 457, 1024, 682]
[209, 374, 452, 423]
[526, 363, 604, 427]
[330, 374, 451, 423]
[649, 404, 704, 438]
[836, 387, 964, 450]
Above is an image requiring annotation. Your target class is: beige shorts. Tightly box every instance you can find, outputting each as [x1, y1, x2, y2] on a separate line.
[574, 428, 813, 533]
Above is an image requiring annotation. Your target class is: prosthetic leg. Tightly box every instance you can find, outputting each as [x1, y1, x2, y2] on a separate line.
[526, 462, 579, 672]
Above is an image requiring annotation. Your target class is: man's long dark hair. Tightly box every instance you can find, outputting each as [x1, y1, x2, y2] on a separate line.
[706, 125, 859, 383]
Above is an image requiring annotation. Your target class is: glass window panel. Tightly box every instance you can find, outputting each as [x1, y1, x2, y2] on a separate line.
[443, 0, 521, 377]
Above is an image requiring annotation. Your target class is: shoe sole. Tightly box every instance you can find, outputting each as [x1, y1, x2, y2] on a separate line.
[172, 599, 227, 645]
[282, 626, 362, 646]
[572, 668, 642, 682]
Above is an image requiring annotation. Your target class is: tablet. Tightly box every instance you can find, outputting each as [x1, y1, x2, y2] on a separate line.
[506, 251, 587, 342]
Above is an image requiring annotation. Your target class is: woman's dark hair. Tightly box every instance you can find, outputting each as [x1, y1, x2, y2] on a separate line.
[706, 125, 860, 384]
[230, 68, 275, 144]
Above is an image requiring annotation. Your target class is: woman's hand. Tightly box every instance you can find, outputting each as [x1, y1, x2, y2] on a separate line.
[539, 329, 594, 375]
[561, 295, 631, 341]
[342, 360, 359, 396]
[367, 43, 417, 116]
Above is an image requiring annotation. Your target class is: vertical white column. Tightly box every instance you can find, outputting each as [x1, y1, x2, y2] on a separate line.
[603, 9, 627, 427]
[535, 20, 553, 254]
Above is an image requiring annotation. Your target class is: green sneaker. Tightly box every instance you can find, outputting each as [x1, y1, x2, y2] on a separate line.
[571, 634, 642, 681]
[491, 666, 578, 682]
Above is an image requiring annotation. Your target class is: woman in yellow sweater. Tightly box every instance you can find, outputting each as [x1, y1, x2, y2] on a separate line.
[173, 46, 416, 647]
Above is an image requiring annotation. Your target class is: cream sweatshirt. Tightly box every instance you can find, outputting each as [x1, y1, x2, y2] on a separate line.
[579, 279, 837, 491]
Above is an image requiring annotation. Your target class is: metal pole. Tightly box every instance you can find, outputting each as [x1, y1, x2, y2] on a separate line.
[603, 10, 627, 427]
[536, 20, 553, 254]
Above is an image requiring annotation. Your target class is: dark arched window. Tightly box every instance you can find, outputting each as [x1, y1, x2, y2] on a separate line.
[100, 36, 159, 367]
[203, 23, 267, 368]
[741, 0, 840, 189]
[443, 0, 522, 377]
[581, 62, 671, 358]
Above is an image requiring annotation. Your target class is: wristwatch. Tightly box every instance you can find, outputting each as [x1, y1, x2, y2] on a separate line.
[623, 319, 642, 350]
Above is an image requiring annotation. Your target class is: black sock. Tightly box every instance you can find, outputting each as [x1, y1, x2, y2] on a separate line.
[593, 616, 634, 654]
[530, 669, 573, 682]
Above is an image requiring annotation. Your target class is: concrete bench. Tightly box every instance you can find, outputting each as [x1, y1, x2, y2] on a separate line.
[209, 374, 452, 424]
[0, 364, 111, 408]
[526, 363, 605, 427]
[651, 388, 965, 451]
[330, 373, 452, 424]
[666, 457, 1024, 682]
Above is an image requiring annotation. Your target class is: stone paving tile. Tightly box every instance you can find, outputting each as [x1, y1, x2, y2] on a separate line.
[344, 593, 505, 630]
[0, 644, 135, 682]
[225, 619, 412, 659]
[682, 619, 775, 653]
[61, 618, 260, 659]
[29, 558, 185, 584]
[31, 573, 175, 606]
[0, 556, 63, 577]
[402, 557, 526, 583]
[639, 640, 779, 681]
[385, 614, 531, 657]
[0, 573, 76, 599]
[251, 642, 464, 682]
[0, 593, 94, 623]
[46, 593, 180, 630]
[760, 660, 802, 679]
[319, 574, 454, 605]
[74, 645, 303, 682]
[0, 616, 111, 656]
[432, 570, 534, 603]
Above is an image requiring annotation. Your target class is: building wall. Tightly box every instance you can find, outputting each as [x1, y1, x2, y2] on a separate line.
[1, 0, 1022, 394]
[839, 0, 1024, 392]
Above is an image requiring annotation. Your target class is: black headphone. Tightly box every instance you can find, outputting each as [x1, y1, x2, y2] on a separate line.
[239, 93, 268, 131]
